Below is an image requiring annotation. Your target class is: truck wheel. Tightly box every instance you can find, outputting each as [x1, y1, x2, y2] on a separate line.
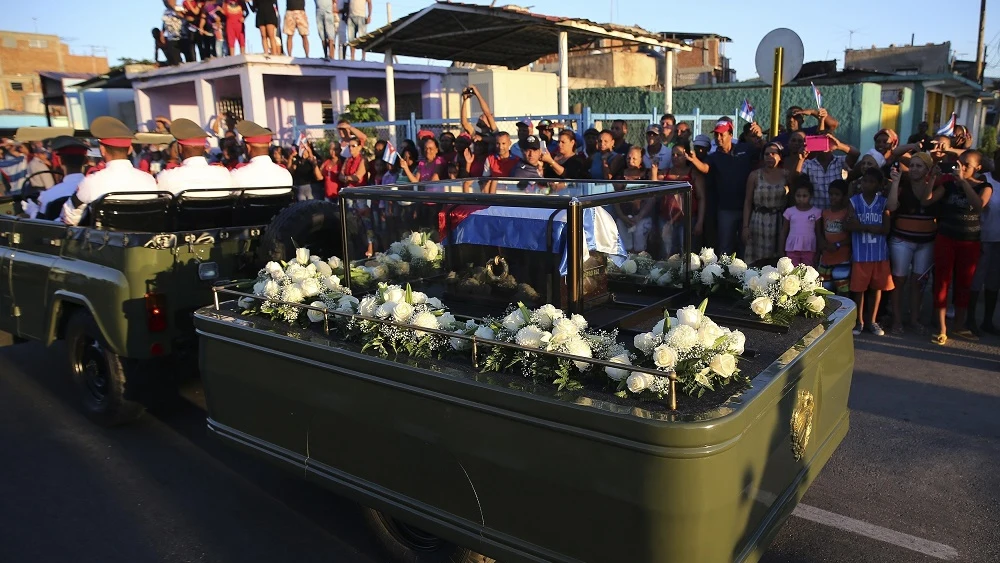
[65, 311, 145, 426]
[362, 507, 495, 563]
[255, 200, 350, 269]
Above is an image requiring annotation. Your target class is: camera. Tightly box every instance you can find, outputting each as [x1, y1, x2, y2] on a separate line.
[939, 161, 957, 174]
[462, 87, 474, 96]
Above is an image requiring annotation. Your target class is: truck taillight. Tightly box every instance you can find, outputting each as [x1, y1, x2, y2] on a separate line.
[145, 292, 167, 332]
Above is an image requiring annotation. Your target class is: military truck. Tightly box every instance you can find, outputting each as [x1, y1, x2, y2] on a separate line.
[194, 179, 856, 563]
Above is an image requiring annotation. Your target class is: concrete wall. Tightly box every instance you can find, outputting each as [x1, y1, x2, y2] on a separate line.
[146, 82, 199, 128]
[0, 31, 108, 112]
[468, 69, 558, 129]
[845, 43, 951, 74]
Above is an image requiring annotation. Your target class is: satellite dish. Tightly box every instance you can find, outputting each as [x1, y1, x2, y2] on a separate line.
[755, 28, 805, 86]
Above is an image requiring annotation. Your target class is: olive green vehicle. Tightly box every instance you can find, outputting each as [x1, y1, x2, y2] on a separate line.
[0, 187, 298, 425]
[194, 180, 856, 563]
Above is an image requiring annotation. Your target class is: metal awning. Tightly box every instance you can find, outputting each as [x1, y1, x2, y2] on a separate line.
[352, 2, 689, 69]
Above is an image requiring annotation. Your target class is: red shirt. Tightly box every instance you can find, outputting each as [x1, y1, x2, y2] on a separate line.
[321, 158, 341, 198]
[487, 154, 518, 177]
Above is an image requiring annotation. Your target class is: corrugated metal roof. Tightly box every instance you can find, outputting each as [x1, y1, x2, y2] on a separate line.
[37, 71, 96, 81]
[353, 2, 689, 69]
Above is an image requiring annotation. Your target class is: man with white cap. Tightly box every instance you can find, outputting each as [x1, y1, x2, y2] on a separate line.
[155, 118, 233, 198]
[229, 120, 293, 195]
[61, 116, 159, 226]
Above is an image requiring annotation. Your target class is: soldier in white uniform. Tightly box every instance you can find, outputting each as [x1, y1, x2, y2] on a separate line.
[155, 118, 233, 198]
[26, 136, 89, 220]
[229, 120, 294, 195]
[61, 117, 160, 226]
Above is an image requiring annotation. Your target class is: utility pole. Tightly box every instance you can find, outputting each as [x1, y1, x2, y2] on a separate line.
[976, 0, 986, 84]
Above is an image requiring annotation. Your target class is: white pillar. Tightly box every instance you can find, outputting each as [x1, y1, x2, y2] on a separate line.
[240, 68, 267, 125]
[194, 78, 216, 133]
[133, 88, 153, 131]
[663, 48, 674, 114]
[558, 31, 569, 115]
[330, 73, 350, 118]
[385, 46, 396, 143]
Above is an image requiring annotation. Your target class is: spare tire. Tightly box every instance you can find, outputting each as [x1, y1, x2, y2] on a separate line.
[255, 200, 356, 268]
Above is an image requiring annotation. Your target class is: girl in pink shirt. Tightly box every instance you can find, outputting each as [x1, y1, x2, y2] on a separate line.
[782, 180, 823, 266]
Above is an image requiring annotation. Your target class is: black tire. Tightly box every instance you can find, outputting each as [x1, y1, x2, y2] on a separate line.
[65, 310, 145, 426]
[361, 507, 495, 563]
[254, 200, 352, 269]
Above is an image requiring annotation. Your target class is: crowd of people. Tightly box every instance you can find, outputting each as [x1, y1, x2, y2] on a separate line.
[5, 89, 996, 345]
[154, 0, 373, 65]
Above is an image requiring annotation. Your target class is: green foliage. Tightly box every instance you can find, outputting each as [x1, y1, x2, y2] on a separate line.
[979, 125, 998, 157]
[342, 97, 383, 157]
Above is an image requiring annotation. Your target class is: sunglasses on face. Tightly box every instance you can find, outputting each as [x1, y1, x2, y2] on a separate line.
[349, 144, 360, 148]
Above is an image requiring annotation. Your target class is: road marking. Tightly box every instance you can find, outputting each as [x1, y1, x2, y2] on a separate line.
[792, 503, 959, 561]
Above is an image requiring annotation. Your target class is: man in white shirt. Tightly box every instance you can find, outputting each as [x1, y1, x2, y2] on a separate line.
[229, 120, 294, 195]
[61, 117, 160, 226]
[26, 136, 88, 220]
[155, 118, 233, 198]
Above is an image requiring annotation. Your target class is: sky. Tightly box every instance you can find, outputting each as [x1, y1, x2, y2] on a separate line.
[4, 0, 999, 79]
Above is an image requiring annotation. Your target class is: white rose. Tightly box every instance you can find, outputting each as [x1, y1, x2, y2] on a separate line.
[384, 287, 405, 304]
[338, 295, 359, 310]
[656, 271, 673, 286]
[375, 301, 396, 319]
[238, 296, 255, 309]
[760, 265, 780, 283]
[780, 275, 801, 296]
[605, 354, 632, 381]
[710, 353, 737, 378]
[626, 371, 652, 393]
[570, 314, 588, 331]
[280, 285, 304, 304]
[321, 275, 342, 291]
[423, 240, 439, 260]
[621, 259, 638, 275]
[666, 324, 699, 351]
[408, 232, 424, 245]
[425, 296, 444, 309]
[502, 310, 527, 332]
[315, 261, 333, 277]
[389, 241, 406, 255]
[729, 258, 748, 277]
[694, 367, 712, 387]
[410, 291, 427, 304]
[474, 325, 495, 340]
[689, 253, 702, 271]
[750, 296, 773, 318]
[304, 263, 317, 276]
[806, 295, 826, 313]
[263, 280, 280, 298]
[515, 325, 546, 348]
[438, 312, 457, 329]
[552, 318, 580, 342]
[747, 276, 765, 293]
[676, 306, 703, 329]
[698, 323, 724, 348]
[253, 281, 266, 295]
[411, 311, 439, 336]
[295, 247, 311, 265]
[699, 247, 718, 265]
[652, 316, 676, 335]
[565, 337, 593, 370]
[405, 242, 426, 260]
[634, 332, 657, 355]
[306, 302, 327, 323]
[652, 344, 678, 369]
[299, 278, 321, 297]
[803, 266, 820, 284]
[700, 263, 724, 285]
[391, 300, 413, 323]
[533, 304, 563, 330]
[264, 261, 284, 279]
[327, 256, 343, 270]
[450, 332, 471, 351]
[358, 296, 378, 317]
[730, 330, 746, 355]
[776, 256, 794, 275]
[287, 264, 308, 283]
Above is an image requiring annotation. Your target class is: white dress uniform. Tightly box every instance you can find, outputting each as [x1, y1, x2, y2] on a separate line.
[229, 155, 294, 195]
[60, 160, 160, 225]
[155, 156, 234, 198]
[27, 173, 85, 219]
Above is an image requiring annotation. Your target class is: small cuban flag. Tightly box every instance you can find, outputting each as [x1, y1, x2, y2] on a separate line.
[811, 82, 822, 109]
[382, 140, 398, 165]
[739, 99, 755, 123]
[937, 113, 957, 136]
[296, 130, 309, 156]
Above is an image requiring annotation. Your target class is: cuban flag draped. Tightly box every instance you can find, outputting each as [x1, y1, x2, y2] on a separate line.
[937, 113, 957, 136]
[811, 82, 822, 109]
[382, 140, 398, 165]
[739, 99, 755, 123]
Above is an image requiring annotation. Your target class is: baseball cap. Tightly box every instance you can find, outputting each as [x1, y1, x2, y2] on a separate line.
[524, 135, 541, 150]
[693, 134, 712, 148]
[516, 118, 532, 129]
[536, 119, 552, 129]
[645, 124, 661, 135]
[713, 119, 734, 134]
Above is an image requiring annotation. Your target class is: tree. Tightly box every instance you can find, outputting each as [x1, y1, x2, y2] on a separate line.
[341, 97, 383, 156]
[979, 125, 998, 158]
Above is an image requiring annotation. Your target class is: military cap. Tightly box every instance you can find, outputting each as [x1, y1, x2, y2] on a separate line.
[235, 120, 275, 144]
[90, 116, 134, 148]
[169, 118, 210, 146]
[49, 135, 89, 156]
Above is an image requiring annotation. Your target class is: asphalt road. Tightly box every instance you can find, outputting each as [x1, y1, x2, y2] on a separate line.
[0, 330, 997, 563]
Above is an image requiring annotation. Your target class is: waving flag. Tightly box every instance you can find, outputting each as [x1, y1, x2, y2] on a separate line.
[382, 140, 398, 165]
[811, 82, 822, 109]
[739, 99, 755, 123]
[937, 113, 956, 136]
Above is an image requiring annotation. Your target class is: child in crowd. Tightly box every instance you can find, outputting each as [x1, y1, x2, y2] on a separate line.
[818, 180, 852, 294]
[613, 147, 655, 252]
[846, 168, 894, 336]
[782, 178, 821, 266]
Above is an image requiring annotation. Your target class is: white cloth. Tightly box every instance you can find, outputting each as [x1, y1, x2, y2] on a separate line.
[642, 144, 671, 169]
[229, 155, 294, 195]
[348, 0, 367, 18]
[61, 160, 160, 226]
[156, 156, 234, 198]
[30, 173, 84, 219]
[982, 173, 1000, 242]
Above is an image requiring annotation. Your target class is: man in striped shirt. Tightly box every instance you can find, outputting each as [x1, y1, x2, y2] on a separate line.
[801, 134, 859, 209]
[846, 167, 894, 336]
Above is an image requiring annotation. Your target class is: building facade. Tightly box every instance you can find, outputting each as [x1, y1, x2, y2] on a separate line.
[845, 42, 952, 75]
[0, 31, 109, 113]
